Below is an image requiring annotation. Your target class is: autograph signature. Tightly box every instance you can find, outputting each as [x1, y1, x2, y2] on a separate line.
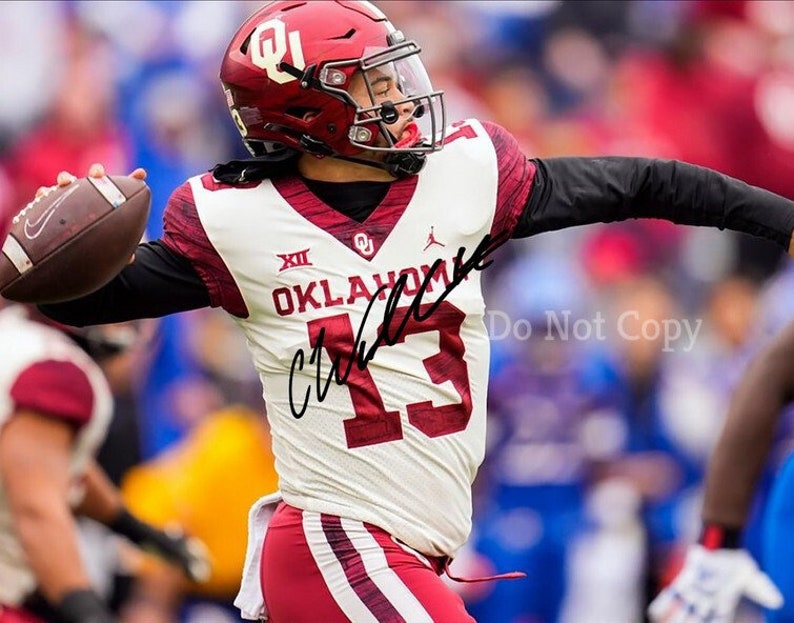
[288, 231, 509, 418]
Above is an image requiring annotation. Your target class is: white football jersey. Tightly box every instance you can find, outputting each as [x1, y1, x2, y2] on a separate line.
[171, 119, 532, 557]
[0, 306, 113, 605]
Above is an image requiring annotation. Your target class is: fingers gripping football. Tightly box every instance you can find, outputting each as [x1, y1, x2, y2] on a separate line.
[0, 168, 151, 303]
[33, 165, 146, 201]
[84, 163, 147, 183]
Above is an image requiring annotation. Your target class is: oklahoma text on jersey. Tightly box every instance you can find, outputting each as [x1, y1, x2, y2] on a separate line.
[272, 253, 475, 316]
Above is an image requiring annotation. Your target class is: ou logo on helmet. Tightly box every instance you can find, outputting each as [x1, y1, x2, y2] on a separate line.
[250, 19, 306, 84]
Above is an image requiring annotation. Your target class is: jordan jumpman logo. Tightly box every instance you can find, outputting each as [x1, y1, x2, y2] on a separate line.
[423, 226, 445, 251]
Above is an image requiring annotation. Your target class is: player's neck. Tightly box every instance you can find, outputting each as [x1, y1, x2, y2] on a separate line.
[298, 153, 396, 183]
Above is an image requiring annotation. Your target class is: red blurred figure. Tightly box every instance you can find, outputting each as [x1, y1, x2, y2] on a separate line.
[1, 26, 132, 219]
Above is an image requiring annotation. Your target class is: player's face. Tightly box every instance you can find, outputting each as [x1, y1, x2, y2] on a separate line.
[348, 68, 417, 147]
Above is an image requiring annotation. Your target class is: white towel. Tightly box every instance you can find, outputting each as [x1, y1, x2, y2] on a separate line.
[234, 491, 283, 620]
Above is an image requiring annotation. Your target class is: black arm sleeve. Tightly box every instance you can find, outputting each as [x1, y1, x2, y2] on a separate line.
[38, 241, 211, 326]
[513, 156, 794, 249]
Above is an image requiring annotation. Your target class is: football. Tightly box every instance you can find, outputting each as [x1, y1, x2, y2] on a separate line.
[0, 175, 151, 304]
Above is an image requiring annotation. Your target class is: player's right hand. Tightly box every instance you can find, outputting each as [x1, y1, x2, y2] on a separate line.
[648, 544, 783, 623]
[35, 164, 147, 199]
[33, 164, 149, 265]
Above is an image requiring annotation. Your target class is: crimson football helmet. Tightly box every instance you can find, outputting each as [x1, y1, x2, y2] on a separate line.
[219, 0, 446, 177]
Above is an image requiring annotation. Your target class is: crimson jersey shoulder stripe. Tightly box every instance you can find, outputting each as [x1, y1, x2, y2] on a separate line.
[160, 179, 248, 317]
[480, 121, 536, 239]
[10, 359, 94, 426]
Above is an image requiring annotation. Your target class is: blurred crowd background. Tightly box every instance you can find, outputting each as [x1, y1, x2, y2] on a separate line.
[3, 1, 794, 622]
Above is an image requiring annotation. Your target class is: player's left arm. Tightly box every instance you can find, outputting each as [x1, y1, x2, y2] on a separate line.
[513, 155, 794, 254]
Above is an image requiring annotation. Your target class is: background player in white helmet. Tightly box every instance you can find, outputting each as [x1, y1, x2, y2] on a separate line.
[0, 304, 210, 623]
[30, 1, 794, 621]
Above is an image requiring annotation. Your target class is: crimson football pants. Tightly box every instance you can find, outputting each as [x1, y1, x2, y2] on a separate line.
[261, 503, 476, 623]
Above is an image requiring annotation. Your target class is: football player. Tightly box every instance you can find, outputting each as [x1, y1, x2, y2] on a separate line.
[32, 1, 794, 620]
[0, 307, 210, 623]
[648, 320, 794, 623]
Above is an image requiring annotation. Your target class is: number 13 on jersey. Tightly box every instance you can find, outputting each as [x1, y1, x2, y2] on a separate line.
[298, 301, 473, 449]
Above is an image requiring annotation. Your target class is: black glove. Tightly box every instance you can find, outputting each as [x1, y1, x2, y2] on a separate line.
[56, 589, 116, 623]
[109, 509, 211, 583]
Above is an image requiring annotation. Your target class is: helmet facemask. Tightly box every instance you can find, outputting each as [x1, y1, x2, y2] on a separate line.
[323, 37, 445, 149]
[310, 33, 445, 175]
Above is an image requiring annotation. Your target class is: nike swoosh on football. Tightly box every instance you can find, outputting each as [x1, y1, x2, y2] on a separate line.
[24, 184, 81, 240]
